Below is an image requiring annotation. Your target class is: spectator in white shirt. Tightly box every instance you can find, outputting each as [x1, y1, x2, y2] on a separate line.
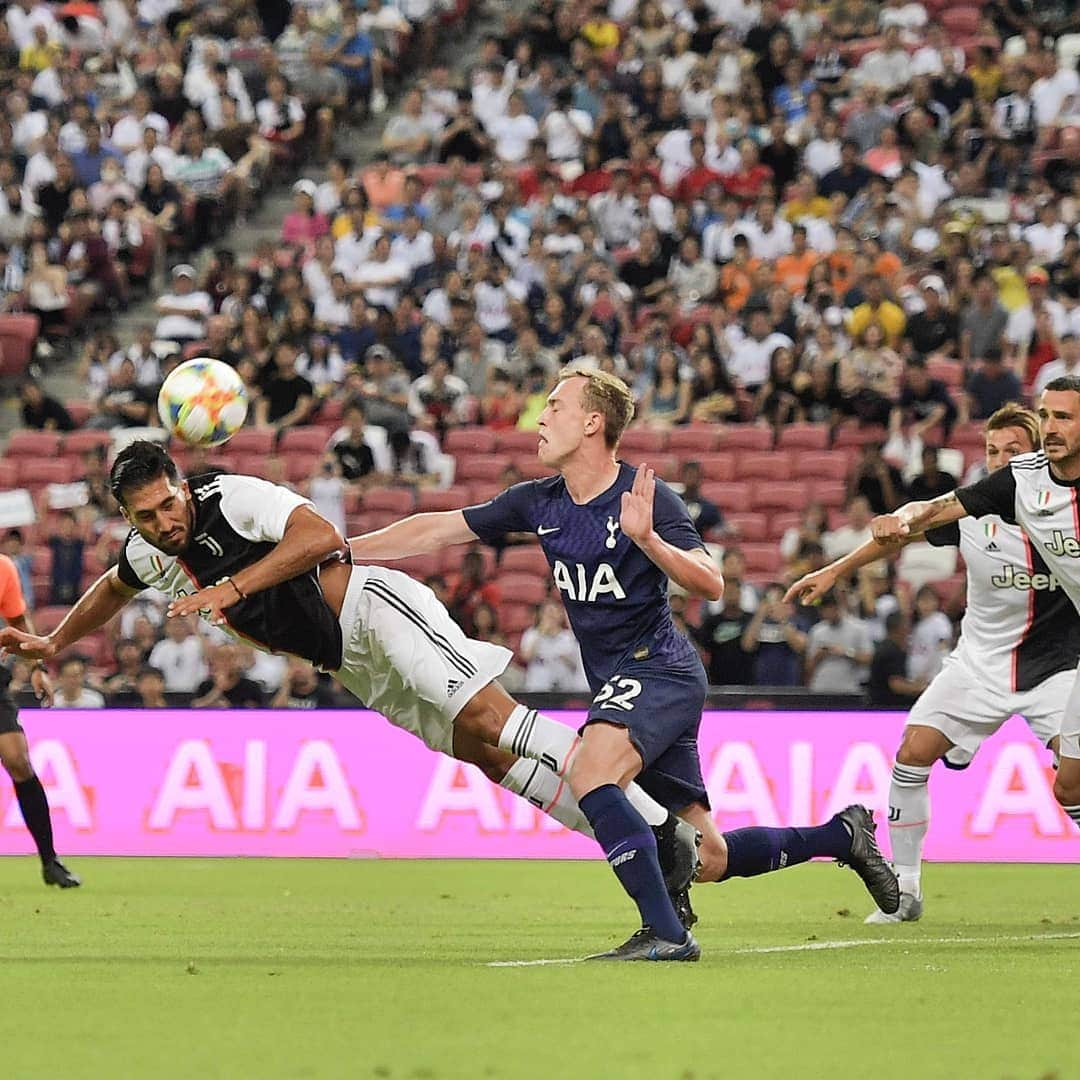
[55, 656, 105, 708]
[390, 211, 435, 274]
[154, 264, 212, 344]
[520, 600, 587, 692]
[1024, 200, 1069, 263]
[1033, 333, 1080, 398]
[381, 88, 441, 165]
[542, 87, 593, 161]
[726, 307, 795, 391]
[351, 233, 409, 309]
[111, 88, 170, 154]
[748, 197, 794, 262]
[588, 166, 640, 247]
[854, 26, 913, 95]
[148, 615, 207, 693]
[489, 92, 539, 164]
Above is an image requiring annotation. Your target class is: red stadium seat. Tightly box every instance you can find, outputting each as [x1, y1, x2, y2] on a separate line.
[695, 453, 736, 481]
[0, 461, 19, 488]
[495, 430, 541, 454]
[32, 606, 71, 635]
[64, 400, 93, 428]
[716, 427, 773, 451]
[279, 428, 329, 455]
[941, 6, 980, 34]
[227, 429, 277, 455]
[498, 602, 537, 634]
[667, 426, 722, 453]
[515, 459, 556, 481]
[0, 314, 40, 377]
[500, 545, 549, 576]
[623, 454, 678, 480]
[726, 512, 768, 541]
[768, 511, 803, 541]
[740, 543, 783, 576]
[776, 423, 830, 451]
[63, 431, 113, 457]
[811, 480, 848, 508]
[703, 481, 752, 513]
[833, 424, 887, 448]
[363, 488, 416, 516]
[792, 452, 851, 481]
[378, 554, 442, 580]
[445, 427, 497, 455]
[620, 429, 668, 453]
[284, 452, 321, 482]
[6, 431, 62, 458]
[416, 486, 471, 512]
[497, 573, 548, 606]
[19, 459, 77, 486]
[737, 452, 791, 481]
[752, 483, 806, 511]
[440, 546, 494, 578]
[456, 457, 505, 483]
[467, 481, 502, 505]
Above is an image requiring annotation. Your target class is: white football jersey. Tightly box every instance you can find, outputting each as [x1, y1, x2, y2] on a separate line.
[956, 451, 1080, 691]
[926, 513, 1079, 693]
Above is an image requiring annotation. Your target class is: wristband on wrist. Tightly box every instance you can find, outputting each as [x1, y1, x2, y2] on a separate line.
[227, 576, 246, 601]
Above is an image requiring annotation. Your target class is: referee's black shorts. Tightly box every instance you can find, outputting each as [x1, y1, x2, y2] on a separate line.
[0, 693, 23, 735]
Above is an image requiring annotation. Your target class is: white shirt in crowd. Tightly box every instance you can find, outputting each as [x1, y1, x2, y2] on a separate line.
[155, 288, 212, 341]
[148, 635, 207, 692]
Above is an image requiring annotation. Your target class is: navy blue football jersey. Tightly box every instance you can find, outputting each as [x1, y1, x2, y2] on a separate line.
[463, 463, 706, 691]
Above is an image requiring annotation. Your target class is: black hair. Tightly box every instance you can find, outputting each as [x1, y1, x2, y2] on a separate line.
[885, 610, 906, 634]
[109, 440, 180, 506]
[1044, 376, 1080, 395]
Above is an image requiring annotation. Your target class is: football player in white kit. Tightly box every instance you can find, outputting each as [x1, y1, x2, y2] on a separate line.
[870, 378, 1080, 867]
[786, 404, 1078, 922]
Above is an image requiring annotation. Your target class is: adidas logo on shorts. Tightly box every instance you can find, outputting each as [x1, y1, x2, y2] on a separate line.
[446, 678, 463, 697]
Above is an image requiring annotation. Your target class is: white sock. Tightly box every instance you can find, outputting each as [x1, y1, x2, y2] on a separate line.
[625, 783, 669, 826]
[889, 762, 932, 899]
[501, 758, 592, 836]
[498, 704, 581, 775]
[1062, 805, 1080, 831]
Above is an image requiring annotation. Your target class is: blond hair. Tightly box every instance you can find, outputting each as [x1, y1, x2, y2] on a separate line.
[556, 366, 636, 449]
[985, 402, 1040, 451]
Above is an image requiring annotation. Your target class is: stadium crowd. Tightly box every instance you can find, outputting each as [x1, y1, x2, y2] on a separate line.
[0, 0, 1078, 707]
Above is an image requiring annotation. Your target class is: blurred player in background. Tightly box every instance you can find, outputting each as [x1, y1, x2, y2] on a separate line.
[787, 404, 1077, 922]
[868, 379, 1080, 886]
[349, 368, 899, 960]
[0, 553, 80, 888]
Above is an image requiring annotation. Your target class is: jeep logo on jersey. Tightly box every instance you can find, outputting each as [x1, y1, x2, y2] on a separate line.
[989, 564, 1061, 592]
[1044, 530, 1080, 558]
[552, 560, 626, 602]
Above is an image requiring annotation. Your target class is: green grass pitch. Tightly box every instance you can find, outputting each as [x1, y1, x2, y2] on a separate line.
[1, 857, 1075, 1080]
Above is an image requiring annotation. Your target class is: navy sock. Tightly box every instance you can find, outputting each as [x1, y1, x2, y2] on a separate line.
[721, 817, 852, 880]
[578, 784, 686, 943]
[14, 775, 56, 865]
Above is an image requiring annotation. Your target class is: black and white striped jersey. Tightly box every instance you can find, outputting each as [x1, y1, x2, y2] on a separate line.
[955, 452, 1080, 691]
[926, 514, 1080, 693]
[116, 472, 345, 670]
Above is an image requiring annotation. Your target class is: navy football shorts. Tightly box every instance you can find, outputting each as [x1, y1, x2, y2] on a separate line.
[583, 651, 709, 811]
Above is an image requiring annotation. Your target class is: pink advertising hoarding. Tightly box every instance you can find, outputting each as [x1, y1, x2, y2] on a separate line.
[0, 710, 1074, 861]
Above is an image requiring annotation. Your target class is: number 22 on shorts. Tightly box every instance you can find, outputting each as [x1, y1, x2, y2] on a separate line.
[594, 678, 642, 711]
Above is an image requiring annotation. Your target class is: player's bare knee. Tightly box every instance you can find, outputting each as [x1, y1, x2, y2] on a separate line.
[895, 726, 949, 768]
[1, 753, 33, 782]
[568, 724, 640, 799]
[1053, 773, 1080, 807]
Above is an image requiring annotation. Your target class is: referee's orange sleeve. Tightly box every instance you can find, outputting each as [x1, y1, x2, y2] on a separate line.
[0, 554, 27, 621]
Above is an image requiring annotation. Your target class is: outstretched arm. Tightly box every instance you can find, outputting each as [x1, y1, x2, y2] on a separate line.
[348, 510, 480, 562]
[785, 533, 919, 606]
[167, 505, 345, 623]
[0, 569, 137, 660]
[870, 491, 968, 543]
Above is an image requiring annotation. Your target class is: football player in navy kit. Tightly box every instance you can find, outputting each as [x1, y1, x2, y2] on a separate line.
[0, 440, 703, 953]
[787, 404, 1079, 922]
[349, 368, 900, 960]
[870, 378, 1080, 839]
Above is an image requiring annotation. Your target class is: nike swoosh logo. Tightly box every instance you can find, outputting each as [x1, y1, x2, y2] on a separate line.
[537, 526, 560, 536]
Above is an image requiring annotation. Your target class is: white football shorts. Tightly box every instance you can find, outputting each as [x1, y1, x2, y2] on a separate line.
[333, 565, 512, 755]
[1058, 665, 1080, 761]
[907, 654, 1069, 761]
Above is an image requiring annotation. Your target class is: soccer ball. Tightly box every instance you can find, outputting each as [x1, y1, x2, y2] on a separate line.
[158, 358, 248, 448]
